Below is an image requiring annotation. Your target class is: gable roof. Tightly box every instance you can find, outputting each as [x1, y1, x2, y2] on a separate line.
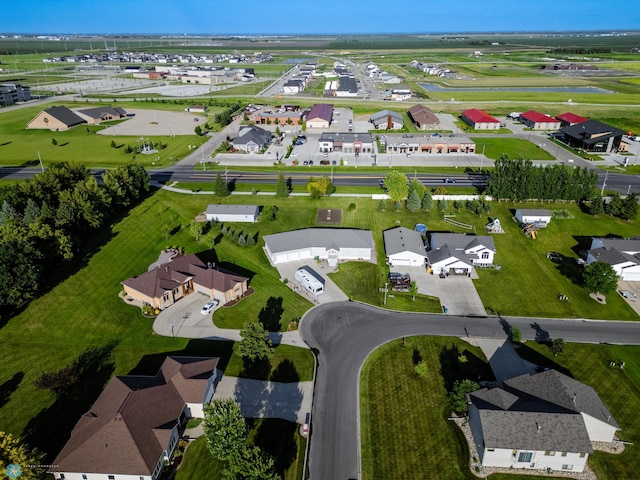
[516, 208, 552, 218]
[337, 76, 358, 93]
[234, 125, 271, 146]
[383, 227, 427, 257]
[370, 109, 403, 124]
[264, 228, 373, 254]
[78, 106, 127, 119]
[307, 104, 334, 122]
[556, 112, 588, 124]
[429, 233, 496, 253]
[407, 104, 439, 126]
[504, 370, 619, 429]
[51, 356, 218, 476]
[121, 253, 248, 298]
[559, 120, 625, 145]
[519, 110, 560, 124]
[461, 109, 499, 124]
[41, 106, 87, 127]
[205, 204, 259, 217]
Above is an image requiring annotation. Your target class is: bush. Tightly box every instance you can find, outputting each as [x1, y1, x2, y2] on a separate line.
[414, 360, 428, 377]
[510, 326, 522, 344]
[348, 203, 356, 211]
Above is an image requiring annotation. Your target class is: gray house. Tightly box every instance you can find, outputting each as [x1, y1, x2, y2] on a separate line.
[383, 227, 427, 266]
[370, 110, 404, 130]
[233, 125, 272, 153]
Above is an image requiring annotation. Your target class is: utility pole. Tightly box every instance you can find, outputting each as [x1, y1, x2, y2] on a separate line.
[37, 151, 44, 172]
[600, 170, 608, 196]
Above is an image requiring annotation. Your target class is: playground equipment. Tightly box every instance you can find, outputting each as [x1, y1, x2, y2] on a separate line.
[443, 215, 473, 230]
[523, 223, 538, 239]
[485, 218, 504, 234]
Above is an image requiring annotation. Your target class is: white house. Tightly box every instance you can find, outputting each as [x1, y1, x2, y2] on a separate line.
[468, 369, 619, 474]
[383, 227, 427, 266]
[204, 204, 260, 223]
[50, 356, 219, 480]
[587, 237, 640, 281]
[426, 233, 495, 274]
[263, 228, 374, 267]
[515, 209, 552, 226]
[232, 125, 272, 153]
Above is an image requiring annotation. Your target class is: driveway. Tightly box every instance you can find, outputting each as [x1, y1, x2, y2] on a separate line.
[406, 266, 486, 316]
[476, 338, 537, 383]
[273, 260, 349, 305]
[213, 374, 313, 424]
[617, 280, 640, 317]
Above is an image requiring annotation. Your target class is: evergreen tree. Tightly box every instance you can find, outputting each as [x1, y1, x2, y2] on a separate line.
[22, 198, 41, 225]
[213, 174, 229, 197]
[406, 188, 421, 211]
[275, 172, 289, 197]
[620, 193, 638, 221]
[589, 193, 605, 216]
[421, 190, 433, 210]
[605, 192, 622, 217]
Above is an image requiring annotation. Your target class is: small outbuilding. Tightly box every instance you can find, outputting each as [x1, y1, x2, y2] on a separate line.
[515, 209, 552, 226]
[384, 226, 428, 267]
[205, 204, 260, 223]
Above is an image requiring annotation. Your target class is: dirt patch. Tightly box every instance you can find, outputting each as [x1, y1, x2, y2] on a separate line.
[316, 208, 341, 224]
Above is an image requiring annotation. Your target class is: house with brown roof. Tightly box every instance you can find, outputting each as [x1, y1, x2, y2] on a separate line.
[77, 106, 127, 125]
[27, 105, 87, 131]
[121, 253, 249, 309]
[50, 356, 219, 480]
[407, 105, 440, 130]
[306, 104, 333, 128]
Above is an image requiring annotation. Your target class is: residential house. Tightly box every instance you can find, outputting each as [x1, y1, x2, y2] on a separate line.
[204, 204, 260, 223]
[461, 109, 501, 130]
[468, 369, 619, 473]
[407, 105, 440, 130]
[27, 105, 87, 131]
[390, 86, 411, 101]
[558, 120, 626, 153]
[369, 109, 404, 130]
[335, 76, 358, 97]
[384, 227, 428, 266]
[515, 209, 552, 226]
[77, 106, 127, 125]
[427, 233, 496, 274]
[519, 111, 561, 130]
[555, 112, 588, 127]
[50, 356, 219, 480]
[232, 125, 272, 153]
[318, 132, 374, 154]
[263, 228, 374, 266]
[587, 237, 640, 281]
[306, 104, 334, 128]
[121, 253, 249, 309]
[283, 79, 305, 94]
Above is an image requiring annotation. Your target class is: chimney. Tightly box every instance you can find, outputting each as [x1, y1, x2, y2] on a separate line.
[536, 423, 541, 433]
[572, 394, 577, 405]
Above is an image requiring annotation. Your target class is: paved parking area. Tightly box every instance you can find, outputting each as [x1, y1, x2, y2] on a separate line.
[617, 280, 640, 317]
[273, 260, 349, 305]
[97, 108, 208, 136]
[404, 266, 487, 316]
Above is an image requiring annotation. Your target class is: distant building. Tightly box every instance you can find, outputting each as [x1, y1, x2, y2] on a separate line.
[407, 105, 440, 130]
[0, 83, 32, 107]
[558, 120, 625, 153]
[555, 112, 588, 127]
[390, 85, 411, 101]
[461, 109, 501, 130]
[186, 105, 208, 113]
[232, 125, 272, 153]
[318, 132, 374, 154]
[27, 105, 87, 131]
[335, 76, 358, 97]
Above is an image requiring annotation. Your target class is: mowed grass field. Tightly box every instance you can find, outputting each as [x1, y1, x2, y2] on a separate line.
[0, 103, 200, 167]
[361, 337, 640, 480]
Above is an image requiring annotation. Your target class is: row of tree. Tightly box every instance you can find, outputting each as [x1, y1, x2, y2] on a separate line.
[0, 163, 149, 310]
[588, 191, 638, 220]
[213, 102, 243, 127]
[486, 154, 598, 202]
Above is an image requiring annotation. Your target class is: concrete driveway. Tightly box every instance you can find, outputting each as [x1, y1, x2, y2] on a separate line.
[406, 266, 487, 316]
[273, 260, 349, 305]
[476, 338, 537, 383]
[617, 280, 640, 317]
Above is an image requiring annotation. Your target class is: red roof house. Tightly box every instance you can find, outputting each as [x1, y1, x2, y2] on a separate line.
[555, 112, 588, 127]
[519, 110, 561, 130]
[461, 109, 501, 130]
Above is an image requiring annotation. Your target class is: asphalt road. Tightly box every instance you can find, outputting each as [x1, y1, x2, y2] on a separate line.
[299, 301, 640, 480]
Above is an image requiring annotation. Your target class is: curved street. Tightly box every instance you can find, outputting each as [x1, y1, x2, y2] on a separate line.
[299, 301, 640, 480]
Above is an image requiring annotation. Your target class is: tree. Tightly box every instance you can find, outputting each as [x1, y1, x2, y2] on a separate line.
[307, 176, 335, 199]
[510, 326, 522, 344]
[551, 338, 565, 356]
[189, 221, 203, 241]
[33, 364, 78, 397]
[238, 321, 274, 362]
[448, 379, 480, 414]
[421, 190, 433, 210]
[588, 193, 605, 216]
[405, 188, 421, 211]
[194, 125, 202, 136]
[161, 223, 171, 241]
[383, 171, 408, 204]
[275, 173, 289, 197]
[437, 199, 448, 212]
[225, 445, 280, 480]
[51, 137, 58, 146]
[409, 280, 418, 300]
[22, 198, 41, 225]
[414, 360, 427, 377]
[620, 193, 638, 221]
[0, 237, 42, 308]
[0, 432, 45, 480]
[214, 174, 230, 197]
[583, 261, 618, 295]
[110, 139, 116, 148]
[203, 399, 247, 461]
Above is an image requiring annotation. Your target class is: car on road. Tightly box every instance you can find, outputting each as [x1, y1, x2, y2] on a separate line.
[303, 160, 309, 166]
[444, 178, 456, 183]
[292, 153, 299, 157]
[200, 300, 219, 314]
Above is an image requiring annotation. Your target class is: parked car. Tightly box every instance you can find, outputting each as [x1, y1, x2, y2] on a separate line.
[200, 300, 219, 315]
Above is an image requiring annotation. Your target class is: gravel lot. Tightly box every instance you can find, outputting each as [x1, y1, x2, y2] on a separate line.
[96, 108, 207, 136]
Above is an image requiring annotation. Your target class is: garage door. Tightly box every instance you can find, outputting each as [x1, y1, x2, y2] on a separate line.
[195, 284, 211, 296]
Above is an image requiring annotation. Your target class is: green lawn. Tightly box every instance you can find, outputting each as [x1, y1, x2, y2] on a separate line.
[470, 137, 556, 160]
[361, 337, 640, 480]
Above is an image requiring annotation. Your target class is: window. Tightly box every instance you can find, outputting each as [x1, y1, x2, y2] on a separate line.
[562, 464, 573, 470]
[517, 452, 533, 463]
[108, 476, 115, 480]
[561, 451, 568, 457]
[544, 451, 556, 456]
[82, 476, 87, 480]
[481, 252, 490, 259]
[487, 448, 495, 452]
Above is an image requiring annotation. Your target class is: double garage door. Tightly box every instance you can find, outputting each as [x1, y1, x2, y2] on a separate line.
[277, 249, 312, 263]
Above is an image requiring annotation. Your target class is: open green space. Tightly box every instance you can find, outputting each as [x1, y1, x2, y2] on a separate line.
[360, 337, 640, 480]
[470, 137, 555, 160]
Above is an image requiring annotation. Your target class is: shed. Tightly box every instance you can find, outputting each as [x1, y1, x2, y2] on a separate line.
[515, 209, 552, 226]
[205, 205, 259, 223]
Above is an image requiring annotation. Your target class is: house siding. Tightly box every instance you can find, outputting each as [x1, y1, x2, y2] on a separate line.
[581, 414, 618, 442]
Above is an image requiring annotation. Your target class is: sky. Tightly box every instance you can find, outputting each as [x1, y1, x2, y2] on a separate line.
[2, 0, 639, 35]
